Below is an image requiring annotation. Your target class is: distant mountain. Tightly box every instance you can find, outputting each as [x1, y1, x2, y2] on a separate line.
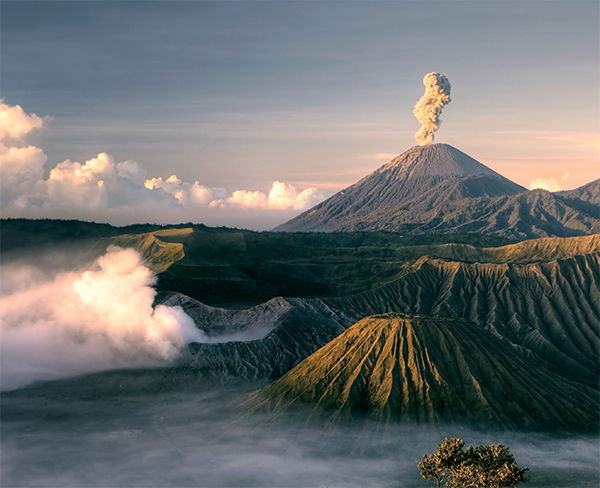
[557, 178, 600, 206]
[408, 188, 600, 239]
[252, 313, 598, 430]
[275, 144, 600, 238]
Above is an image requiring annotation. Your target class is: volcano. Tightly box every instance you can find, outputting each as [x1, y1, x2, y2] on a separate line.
[275, 144, 600, 238]
[252, 313, 599, 430]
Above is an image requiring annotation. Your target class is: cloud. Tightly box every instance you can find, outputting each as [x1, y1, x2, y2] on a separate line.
[44, 152, 176, 210]
[0, 142, 47, 207]
[144, 175, 228, 206]
[209, 181, 326, 210]
[529, 177, 561, 192]
[529, 173, 571, 192]
[0, 101, 328, 224]
[0, 247, 206, 390]
[0, 100, 46, 140]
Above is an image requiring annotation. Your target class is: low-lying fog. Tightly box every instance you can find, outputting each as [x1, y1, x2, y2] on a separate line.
[1, 369, 598, 488]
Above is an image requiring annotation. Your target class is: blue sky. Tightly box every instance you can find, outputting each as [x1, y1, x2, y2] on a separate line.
[1, 0, 598, 227]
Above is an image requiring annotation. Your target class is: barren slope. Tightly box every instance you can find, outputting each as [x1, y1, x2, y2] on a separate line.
[252, 314, 598, 431]
[276, 144, 599, 238]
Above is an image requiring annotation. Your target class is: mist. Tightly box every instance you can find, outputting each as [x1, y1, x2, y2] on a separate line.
[0, 247, 206, 391]
[1, 369, 598, 488]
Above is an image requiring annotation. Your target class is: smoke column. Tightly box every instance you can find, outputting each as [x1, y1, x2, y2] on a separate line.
[412, 72, 452, 145]
[0, 247, 206, 390]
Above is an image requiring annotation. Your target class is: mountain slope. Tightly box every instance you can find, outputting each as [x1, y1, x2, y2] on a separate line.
[410, 189, 600, 238]
[276, 144, 525, 233]
[276, 144, 600, 238]
[329, 252, 600, 380]
[180, 235, 599, 385]
[558, 178, 600, 205]
[252, 313, 598, 430]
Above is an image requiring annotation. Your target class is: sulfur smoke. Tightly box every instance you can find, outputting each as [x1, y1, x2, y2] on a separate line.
[0, 247, 206, 390]
[412, 72, 452, 145]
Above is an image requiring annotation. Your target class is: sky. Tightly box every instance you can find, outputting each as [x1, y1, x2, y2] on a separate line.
[1, 0, 598, 229]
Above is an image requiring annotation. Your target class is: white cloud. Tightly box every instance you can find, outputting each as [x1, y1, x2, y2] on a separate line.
[144, 175, 228, 207]
[0, 100, 45, 140]
[0, 247, 205, 390]
[0, 101, 328, 224]
[0, 142, 47, 207]
[529, 173, 573, 192]
[44, 152, 177, 209]
[209, 181, 327, 210]
[529, 177, 562, 192]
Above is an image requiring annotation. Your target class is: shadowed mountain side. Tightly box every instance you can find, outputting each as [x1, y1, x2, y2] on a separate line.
[0, 218, 184, 254]
[178, 250, 599, 384]
[275, 144, 599, 238]
[409, 189, 600, 238]
[186, 298, 353, 379]
[251, 314, 599, 431]
[157, 292, 292, 339]
[141, 225, 597, 306]
[326, 253, 600, 380]
[280, 188, 600, 238]
[558, 178, 600, 206]
[150, 227, 512, 305]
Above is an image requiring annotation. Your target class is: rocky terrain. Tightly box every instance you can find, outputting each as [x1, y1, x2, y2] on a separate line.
[145, 232, 600, 399]
[252, 313, 598, 430]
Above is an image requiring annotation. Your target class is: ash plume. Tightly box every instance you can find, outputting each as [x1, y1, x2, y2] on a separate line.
[413, 72, 452, 145]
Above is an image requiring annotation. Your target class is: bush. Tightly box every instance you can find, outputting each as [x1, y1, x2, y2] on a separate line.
[418, 437, 528, 488]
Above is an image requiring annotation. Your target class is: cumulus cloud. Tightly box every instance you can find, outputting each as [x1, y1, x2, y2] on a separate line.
[0, 142, 47, 207]
[0, 100, 328, 223]
[44, 152, 177, 209]
[209, 181, 326, 210]
[0, 100, 45, 140]
[144, 175, 228, 207]
[413, 72, 452, 145]
[0, 247, 206, 390]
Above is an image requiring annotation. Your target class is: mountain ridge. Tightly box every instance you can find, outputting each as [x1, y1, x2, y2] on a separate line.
[251, 313, 598, 430]
[276, 144, 600, 237]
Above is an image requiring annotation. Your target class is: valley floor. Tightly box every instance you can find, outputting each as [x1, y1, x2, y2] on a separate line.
[1, 369, 598, 488]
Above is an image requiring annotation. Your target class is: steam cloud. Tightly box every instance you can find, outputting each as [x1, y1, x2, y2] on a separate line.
[413, 72, 452, 145]
[0, 247, 206, 390]
[0, 100, 327, 223]
[529, 174, 569, 192]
